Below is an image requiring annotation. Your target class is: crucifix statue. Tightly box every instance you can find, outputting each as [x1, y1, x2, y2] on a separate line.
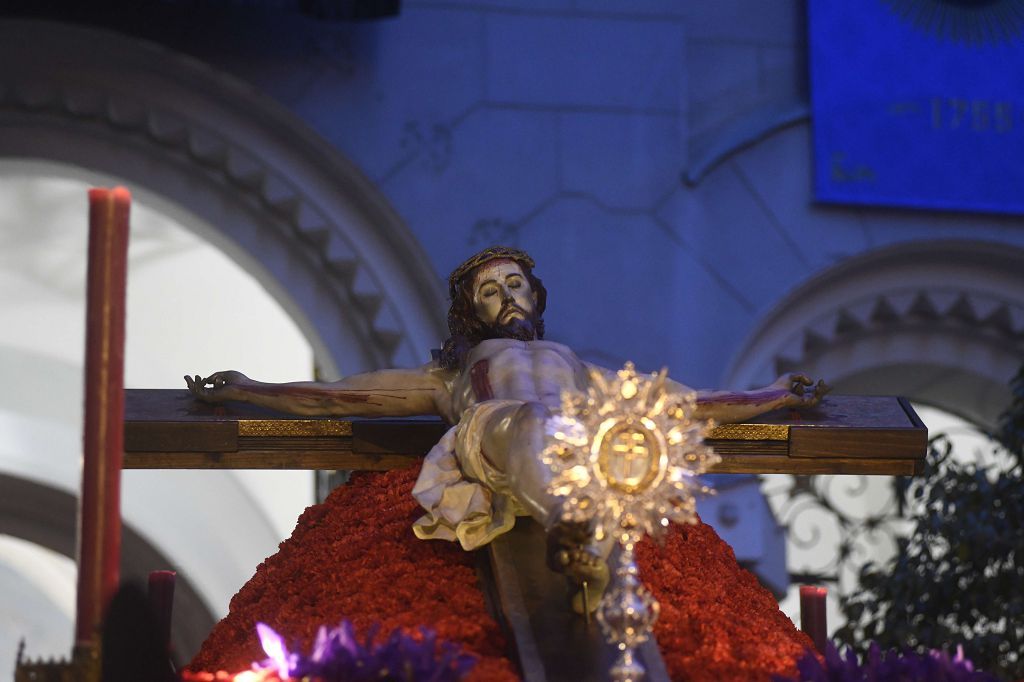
[186, 246, 827, 614]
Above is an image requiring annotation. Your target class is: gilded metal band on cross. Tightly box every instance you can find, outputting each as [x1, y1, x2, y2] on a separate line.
[707, 423, 790, 441]
[238, 420, 353, 437]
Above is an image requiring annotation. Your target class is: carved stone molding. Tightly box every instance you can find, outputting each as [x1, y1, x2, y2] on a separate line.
[0, 19, 447, 378]
[726, 240, 1024, 428]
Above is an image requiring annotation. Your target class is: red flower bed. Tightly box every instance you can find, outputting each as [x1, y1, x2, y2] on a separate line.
[188, 465, 810, 681]
[186, 466, 517, 682]
[638, 521, 812, 681]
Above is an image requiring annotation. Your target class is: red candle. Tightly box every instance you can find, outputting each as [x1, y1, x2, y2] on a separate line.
[75, 187, 131, 647]
[799, 585, 828, 653]
[148, 570, 177, 654]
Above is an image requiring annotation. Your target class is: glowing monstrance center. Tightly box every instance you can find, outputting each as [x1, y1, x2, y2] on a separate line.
[594, 418, 666, 495]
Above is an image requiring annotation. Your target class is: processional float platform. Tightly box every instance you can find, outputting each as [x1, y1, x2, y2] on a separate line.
[122, 390, 926, 681]
[123, 390, 927, 476]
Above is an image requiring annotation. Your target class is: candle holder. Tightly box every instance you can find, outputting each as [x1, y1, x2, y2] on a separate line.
[14, 642, 100, 682]
[543, 363, 719, 682]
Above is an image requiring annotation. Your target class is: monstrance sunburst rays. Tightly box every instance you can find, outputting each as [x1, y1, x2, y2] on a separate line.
[542, 362, 720, 682]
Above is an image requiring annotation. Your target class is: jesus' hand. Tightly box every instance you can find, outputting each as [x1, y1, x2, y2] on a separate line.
[185, 371, 251, 403]
[772, 372, 829, 409]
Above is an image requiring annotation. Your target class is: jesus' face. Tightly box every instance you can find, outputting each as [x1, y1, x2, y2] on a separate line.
[471, 260, 539, 340]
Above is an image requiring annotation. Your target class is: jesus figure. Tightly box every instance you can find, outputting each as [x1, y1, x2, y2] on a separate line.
[187, 246, 826, 613]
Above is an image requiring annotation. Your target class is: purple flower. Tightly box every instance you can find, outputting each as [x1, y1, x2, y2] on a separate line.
[254, 621, 476, 681]
[773, 642, 1000, 682]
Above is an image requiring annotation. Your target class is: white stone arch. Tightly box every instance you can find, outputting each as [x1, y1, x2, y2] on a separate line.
[0, 18, 448, 662]
[725, 240, 1024, 430]
[0, 19, 447, 378]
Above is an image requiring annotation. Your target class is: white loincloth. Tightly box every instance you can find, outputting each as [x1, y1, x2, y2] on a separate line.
[412, 399, 529, 550]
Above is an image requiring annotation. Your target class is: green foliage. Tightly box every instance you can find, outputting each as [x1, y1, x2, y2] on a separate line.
[997, 365, 1024, 460]
[836, 366, 1024, 680]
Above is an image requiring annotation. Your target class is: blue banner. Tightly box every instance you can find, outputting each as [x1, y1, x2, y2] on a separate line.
[809, 0, 1024, 214]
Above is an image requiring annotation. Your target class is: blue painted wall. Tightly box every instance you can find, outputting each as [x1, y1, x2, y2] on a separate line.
[83, 1, 1024, 388]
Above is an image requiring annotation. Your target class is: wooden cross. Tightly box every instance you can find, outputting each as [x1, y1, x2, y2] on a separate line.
[124, 390, 926, 476]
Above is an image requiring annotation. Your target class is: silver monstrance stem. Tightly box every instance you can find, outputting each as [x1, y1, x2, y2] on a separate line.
[598, 526, 660, 682]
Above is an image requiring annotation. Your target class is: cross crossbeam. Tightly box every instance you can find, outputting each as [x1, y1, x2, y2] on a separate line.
[123, 390, 926, 476]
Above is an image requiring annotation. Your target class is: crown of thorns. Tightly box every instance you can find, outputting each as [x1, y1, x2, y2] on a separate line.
[447, 246, 535, 299]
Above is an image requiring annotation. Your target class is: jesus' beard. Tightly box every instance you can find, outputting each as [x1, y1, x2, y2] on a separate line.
[487, 308, 538, 342]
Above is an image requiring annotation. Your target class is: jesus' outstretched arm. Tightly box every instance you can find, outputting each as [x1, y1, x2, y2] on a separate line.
[583, 364, 828, 425]
[692, 372, 829, 424]
[184, 365, 451, 419]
